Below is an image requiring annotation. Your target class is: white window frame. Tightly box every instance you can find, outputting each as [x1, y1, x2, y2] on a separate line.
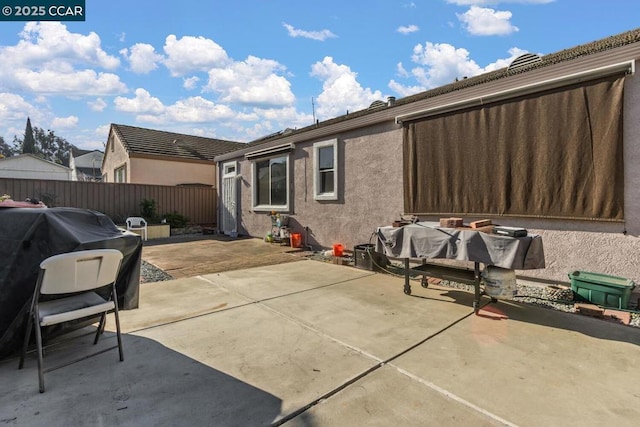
[313, 139, 338, 201]
[223, 161, 237, 177]
[114, 165, 126, 183]
[251, 154, 290, 212]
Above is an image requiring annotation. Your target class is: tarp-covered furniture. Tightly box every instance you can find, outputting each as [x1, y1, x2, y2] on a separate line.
[376, 222, 545, 310]
[0, 207, 141, 359]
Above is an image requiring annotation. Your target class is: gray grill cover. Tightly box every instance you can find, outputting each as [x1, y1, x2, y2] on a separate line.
[375, 222, 545, 270]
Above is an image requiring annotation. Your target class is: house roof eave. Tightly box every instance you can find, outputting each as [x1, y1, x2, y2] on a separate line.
[216, 27, 640, 162]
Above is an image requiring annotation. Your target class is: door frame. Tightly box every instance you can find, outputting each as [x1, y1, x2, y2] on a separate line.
[220, 161, 238, 235]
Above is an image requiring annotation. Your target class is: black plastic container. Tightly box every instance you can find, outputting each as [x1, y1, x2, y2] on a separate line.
[353, 244, 387, 271]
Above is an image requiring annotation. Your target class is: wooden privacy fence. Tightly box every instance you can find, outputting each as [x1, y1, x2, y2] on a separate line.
[0, 178, 217, 226]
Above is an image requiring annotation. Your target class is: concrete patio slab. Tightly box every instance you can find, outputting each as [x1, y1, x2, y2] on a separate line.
[3, 259, 640, 427]
[108, 276, 253, 332]
[391, 300, 640, 427]
[3, 332, 283, 426]
[201, 260, 374, 301]
[285, 365, 506, 426]
[130, 303, 377, 421]
[260, 269, 481, 360]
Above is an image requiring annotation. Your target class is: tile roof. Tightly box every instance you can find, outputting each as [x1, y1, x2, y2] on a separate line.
[241, 26, 640, 149]
[111, 124, 245, 161]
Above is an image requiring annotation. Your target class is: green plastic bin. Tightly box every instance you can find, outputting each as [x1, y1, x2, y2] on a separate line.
[568, 271, 636, 309]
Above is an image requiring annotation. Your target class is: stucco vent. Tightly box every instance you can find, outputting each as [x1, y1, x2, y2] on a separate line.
[508, 53, 542, 72]
[368, 100, 386, 110]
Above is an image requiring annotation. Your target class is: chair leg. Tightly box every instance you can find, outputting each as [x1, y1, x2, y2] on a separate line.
[113, 307, 124, 362]
[94, 313, 107, 345]
[34, 320, 45, 393]
[18, 311, 34, 370]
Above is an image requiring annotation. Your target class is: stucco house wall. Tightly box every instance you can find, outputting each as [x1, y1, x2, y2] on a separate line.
[235, 122, 403, 249]
[0, 154, 71, 180]
[102, 132, 130, 183]
[221, 29, 640, 289]
[129, 156, 215, 187]
[102, 123, 241, 186]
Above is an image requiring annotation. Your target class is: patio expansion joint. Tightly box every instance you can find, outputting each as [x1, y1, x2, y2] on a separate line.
[125, 273, 378, 335]
[386, 364, 519, 427]
[271, 299, 504, 426]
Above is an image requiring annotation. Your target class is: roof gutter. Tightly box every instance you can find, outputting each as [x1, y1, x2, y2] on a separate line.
[395, 60, 635, 124]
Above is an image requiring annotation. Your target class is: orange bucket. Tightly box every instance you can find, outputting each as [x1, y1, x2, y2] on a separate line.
[290, 233, 302, 248]
[333, 243, 344, 257]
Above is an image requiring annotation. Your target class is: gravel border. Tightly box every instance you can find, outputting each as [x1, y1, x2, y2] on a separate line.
[304, 252, 640, 328]
[141, 260, 174, 283]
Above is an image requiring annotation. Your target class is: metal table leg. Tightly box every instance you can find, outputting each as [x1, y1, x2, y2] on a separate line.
[473, 262, 481, 312]
[403, 258, 412, 295]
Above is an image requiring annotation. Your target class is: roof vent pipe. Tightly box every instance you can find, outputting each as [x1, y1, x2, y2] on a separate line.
[387, 96, 396, 106]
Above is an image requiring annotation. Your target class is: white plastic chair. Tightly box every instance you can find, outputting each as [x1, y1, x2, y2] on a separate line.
[126, 216, 148, 241]
[18, 249, 124, 393]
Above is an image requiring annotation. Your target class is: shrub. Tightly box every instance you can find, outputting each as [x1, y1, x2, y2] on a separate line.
[140, 198, 157, 221]
[164, 212, 189, 228]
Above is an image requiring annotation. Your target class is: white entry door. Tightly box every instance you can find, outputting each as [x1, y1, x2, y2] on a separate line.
[221, 162, 238, 235]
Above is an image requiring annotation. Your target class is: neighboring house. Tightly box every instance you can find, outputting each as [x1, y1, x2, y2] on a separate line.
[102, 124, 243, 186]
[215, 27, 640, 286]
[0, 153, 71, 180]
[69, 148, 103, 181]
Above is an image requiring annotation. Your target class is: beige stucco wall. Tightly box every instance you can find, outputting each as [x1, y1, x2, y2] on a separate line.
[102, 133, 129, 183]
[102, 131, 215, 186]
[234, 72, 640, 287]
[129, 157, 215, 186]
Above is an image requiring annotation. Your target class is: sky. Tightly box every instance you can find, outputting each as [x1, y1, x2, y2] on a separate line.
[0, 0, 638, 151]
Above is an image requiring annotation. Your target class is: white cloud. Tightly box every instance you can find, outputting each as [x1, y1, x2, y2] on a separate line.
[0, 93, 55, 143]
[396, 62, 410, 78]
[0, 22, 126, 96]
[388, 42, 529, 96]
[282, 23, 337, 41]
[310, 57, 384, 119]
[51, 115, 78, 129]
[12, 22, 119, 69]
[12, 69, 127, 96]
[88, 97, 107, 112]
[205, 56, 295, 107]
[164, 97, 236, 122]
[411, 42, 483, 87]
[252, 107, 313, 130]
[458, 6, 519, 36]
[388, 80, 425, 97]
[183, 76, 200, 90]
[114, 88, 165, 114]
[120, 43, 164, 74]
[446, 0, 553, 4]
[95, 124, 111, 138]
[135, 96, 238, 125]
[163, 34, 229, 76]
[0, 93, 36, 121]
[397, 25, 420, 35]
